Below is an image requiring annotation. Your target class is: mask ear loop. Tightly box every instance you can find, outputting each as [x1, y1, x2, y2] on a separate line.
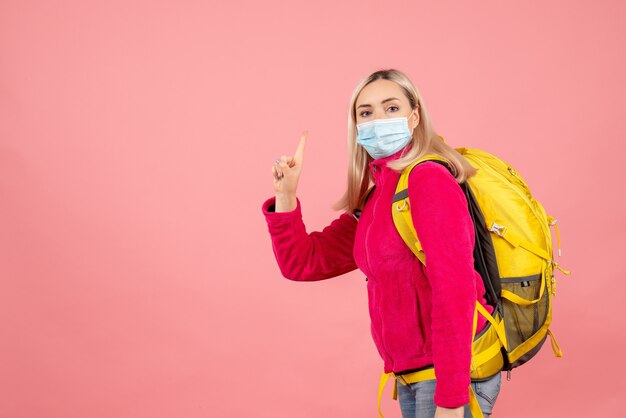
[409, 106, 420, 127]
[407, 109, 418, 137]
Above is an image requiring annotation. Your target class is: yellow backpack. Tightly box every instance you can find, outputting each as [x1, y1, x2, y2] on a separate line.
[370, 147, 571, 418]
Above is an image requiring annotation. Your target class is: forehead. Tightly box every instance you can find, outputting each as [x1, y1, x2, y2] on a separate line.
[356, 79, 407, 106]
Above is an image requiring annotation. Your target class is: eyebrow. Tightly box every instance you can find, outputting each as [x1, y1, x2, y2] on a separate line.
[356, 97, 400, 109]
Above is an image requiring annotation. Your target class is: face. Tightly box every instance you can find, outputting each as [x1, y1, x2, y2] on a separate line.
[354, 79, 419, 131]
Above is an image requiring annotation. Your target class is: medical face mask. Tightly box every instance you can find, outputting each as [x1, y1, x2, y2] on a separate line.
[356, 114, 414, 160]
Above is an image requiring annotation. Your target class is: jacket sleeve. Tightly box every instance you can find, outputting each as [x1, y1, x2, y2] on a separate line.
[261, 196, 359, 281]
[407, 162, 477, 408]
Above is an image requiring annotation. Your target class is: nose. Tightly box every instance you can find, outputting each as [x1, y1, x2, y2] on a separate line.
[373, 109, 386, 119]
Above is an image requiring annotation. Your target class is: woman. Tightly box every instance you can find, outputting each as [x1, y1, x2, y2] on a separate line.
[261, 68, 502, 418]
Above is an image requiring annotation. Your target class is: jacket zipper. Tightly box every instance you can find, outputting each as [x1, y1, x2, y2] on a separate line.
[365, 163, 394, 368]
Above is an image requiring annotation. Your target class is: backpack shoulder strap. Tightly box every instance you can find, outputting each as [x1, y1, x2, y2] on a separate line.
[391, 154, 454, 265]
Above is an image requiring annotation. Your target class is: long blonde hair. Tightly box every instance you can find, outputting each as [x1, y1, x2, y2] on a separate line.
[333, 68, 477, 213]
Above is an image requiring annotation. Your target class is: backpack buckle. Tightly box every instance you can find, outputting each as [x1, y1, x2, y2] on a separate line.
[395, 200, 408, 211]
[489, 222, 508, 237]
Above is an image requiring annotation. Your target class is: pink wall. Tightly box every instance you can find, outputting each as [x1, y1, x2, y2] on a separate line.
[1, 1, 624, 416]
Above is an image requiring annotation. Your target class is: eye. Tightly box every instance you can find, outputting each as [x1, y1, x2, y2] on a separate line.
[359, 110, 372, 117]
[387, 106, 399, 112]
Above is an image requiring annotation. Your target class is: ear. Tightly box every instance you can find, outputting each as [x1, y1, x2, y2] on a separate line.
[410, 109, 420, 131]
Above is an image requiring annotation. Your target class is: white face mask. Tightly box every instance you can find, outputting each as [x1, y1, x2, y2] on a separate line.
[356, 113, 414, 159]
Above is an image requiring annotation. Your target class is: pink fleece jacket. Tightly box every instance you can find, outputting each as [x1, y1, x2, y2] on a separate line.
[261, 146, 493, 408]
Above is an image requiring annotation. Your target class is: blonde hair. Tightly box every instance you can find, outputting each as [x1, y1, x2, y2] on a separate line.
[333, 68, 477, 213]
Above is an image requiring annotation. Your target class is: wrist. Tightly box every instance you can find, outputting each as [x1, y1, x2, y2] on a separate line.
[275, 193, 297, 212]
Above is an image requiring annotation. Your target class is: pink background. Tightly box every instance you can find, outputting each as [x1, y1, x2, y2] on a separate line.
[1, 1, 624, 417]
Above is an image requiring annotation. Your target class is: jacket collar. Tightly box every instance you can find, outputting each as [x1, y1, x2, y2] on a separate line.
[368, 142, 414, 173]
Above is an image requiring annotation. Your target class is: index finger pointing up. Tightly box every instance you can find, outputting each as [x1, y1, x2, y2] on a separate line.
[293, 129, 307, 164]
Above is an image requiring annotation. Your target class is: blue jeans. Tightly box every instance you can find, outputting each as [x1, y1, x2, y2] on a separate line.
[396, 372, 502, 418]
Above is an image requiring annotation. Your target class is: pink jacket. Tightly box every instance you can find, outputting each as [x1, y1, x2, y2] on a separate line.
[261, 146, 493, 408]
